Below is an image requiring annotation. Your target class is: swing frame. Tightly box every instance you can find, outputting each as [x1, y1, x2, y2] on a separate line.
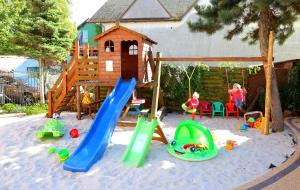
[154, 32, 275, 135]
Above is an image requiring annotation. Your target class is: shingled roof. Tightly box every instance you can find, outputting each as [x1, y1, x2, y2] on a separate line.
[88, 0, 198, 23]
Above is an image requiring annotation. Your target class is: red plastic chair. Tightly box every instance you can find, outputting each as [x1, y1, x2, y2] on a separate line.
[225, 102, 239, 119]
[199, 101, 212, 118]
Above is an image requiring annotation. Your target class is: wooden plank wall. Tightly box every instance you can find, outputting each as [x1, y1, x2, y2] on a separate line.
[200, 68, 246, 102]
[160, 67, 246, 108]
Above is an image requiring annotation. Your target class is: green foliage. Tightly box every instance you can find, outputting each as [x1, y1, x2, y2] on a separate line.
[247, 66, 262, 76]
[15, 105, 27, 113]
[1, 103, 17, 113]
[280, 62, 300, 111]
[0, 0, 76, 62]
[218, 62, 241, 69]
[24, 103, 48, 115]
[0, 0, 27, 54]
[0, 103, 47, 115]
[161, 64, 188, 106]
[188, 0, 300, 45]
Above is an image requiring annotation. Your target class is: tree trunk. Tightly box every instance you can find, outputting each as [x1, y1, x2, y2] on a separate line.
[258, 9, 284, 132]
[39, 59, 45, 103]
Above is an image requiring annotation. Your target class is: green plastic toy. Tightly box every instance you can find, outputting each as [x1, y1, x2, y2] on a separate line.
[181, 104, 197, 114]
[247, 117, 255, 122]
[36, 119, 65, 139]
[167, 120, 218, 161]
[48, 147, 56, 154]
[57, 149, 70, 161]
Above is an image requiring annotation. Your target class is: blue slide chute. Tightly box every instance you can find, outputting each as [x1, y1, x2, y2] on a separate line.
[64, 77, 137, 172]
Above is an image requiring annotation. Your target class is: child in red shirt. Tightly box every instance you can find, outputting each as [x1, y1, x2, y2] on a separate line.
[228, 83, 247, 110]
[184, 92, 199, 120]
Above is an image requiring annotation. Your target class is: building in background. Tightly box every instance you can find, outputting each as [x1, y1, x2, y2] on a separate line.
[88, 0, 300, 64]
[77, 19, 103, 47]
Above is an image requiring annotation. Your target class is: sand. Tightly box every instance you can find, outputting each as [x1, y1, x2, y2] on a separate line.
[0, 112, 296, 190]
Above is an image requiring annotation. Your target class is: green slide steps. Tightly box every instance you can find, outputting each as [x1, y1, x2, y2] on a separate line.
[122, 117, 158, 167]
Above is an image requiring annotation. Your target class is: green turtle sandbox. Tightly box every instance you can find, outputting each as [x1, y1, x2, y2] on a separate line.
[36, 119, 65, 139]
[167, 120, 218, 161]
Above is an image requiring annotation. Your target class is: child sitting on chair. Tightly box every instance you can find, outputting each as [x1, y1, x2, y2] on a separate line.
[228, 83, 247, 111]
[185, 92, 199, 120]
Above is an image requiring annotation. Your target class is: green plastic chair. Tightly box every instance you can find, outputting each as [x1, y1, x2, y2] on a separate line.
[212, 102, 225, 118]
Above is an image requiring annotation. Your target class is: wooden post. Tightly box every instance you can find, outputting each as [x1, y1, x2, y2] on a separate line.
[39, 59, 45, 103]
[147, 49, 156, 78]
[74, 40, 80, 82]
[47, 91, 53, 117]
[62, 70, 67, 95]
[84, 43, 89, 59]
[83, 43, 89, 69]
[151, 52, 161, 118]
[74, 40, 79, 61]
[158, 89, 164, 107]
[263, 31, 275, 135]
[154, 125, 168, 144]
[95, 86, 100, 101]
[76, 84, 81, 120]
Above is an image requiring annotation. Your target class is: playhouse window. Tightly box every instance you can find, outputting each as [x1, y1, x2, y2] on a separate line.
[104, 40, 114, 52]
[129, 45, 138, 55]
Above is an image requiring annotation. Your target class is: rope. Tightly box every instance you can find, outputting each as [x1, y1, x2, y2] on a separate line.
[225, 68, 230, 90]
[242, 68, 245, 88]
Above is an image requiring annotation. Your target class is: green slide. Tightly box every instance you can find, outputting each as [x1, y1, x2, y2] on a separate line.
[122, 117, 158, 167]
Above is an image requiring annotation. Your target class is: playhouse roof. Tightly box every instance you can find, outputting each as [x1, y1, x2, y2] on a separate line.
[89, 0, 198, 23]
[93, 25, 158, 44]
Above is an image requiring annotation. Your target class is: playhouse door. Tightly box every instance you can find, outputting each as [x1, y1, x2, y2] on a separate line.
[121, 41, 138, 80]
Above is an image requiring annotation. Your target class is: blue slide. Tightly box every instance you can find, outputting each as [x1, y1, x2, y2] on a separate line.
[64, 77, 137, 172]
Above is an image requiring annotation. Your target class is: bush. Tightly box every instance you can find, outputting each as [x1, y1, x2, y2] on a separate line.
[24, 103, 48, 115]
[280, 62, 300, 112]
[0, 103, 48, 115]
[15, 105, 26, 113]
[1, 103, 17, 113]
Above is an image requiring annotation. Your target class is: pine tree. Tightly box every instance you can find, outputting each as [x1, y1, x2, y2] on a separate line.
[188, 0, 300, 132]
[0, 0, 76, 103]
[0, 0, 27, 55]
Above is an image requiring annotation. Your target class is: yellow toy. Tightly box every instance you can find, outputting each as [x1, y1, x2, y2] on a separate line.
[82, 89, 92, 104]
[225, 140, 237, 151]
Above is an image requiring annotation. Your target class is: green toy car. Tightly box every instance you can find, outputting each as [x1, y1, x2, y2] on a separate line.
[36, 119, 65, 139]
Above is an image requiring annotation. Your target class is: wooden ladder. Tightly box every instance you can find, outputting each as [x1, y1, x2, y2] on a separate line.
[47, 55, 78, 117]
[47, 42, 99, 117]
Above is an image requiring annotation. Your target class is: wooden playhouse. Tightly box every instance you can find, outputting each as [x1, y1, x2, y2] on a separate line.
[47, 24, 160, 121]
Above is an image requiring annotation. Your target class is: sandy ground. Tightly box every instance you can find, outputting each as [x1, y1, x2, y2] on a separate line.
[0, 112, 296, 190]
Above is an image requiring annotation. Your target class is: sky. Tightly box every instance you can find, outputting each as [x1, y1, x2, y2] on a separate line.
[70, 0, 107, 25]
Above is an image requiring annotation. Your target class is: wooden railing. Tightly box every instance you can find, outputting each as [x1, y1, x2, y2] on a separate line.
[77, 59, 99, 81]
[47, 42, 99, 117]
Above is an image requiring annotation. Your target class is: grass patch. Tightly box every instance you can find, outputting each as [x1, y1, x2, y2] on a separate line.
[1, 103, 17, 113]
[0, 103, 48, 115]
[24, 103, 48, 115]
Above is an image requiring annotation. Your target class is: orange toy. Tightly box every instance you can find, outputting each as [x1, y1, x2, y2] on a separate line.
[225, 140, 237, 151]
